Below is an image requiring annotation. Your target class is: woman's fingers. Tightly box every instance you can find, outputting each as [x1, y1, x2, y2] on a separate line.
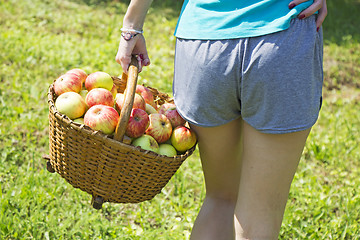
[289, 0, 323, 18]
[315, 0, 327, 30]
[115, 35, 150, 74]
[115, 39, 133, 74]
[132, 36, 150, 72]
[288, 0, 327, 30]
[137, 53, 151, 73]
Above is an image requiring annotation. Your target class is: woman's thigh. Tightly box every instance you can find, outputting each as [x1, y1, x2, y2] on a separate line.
[234, 121, 311, 239]
[190, 117, 243, 202]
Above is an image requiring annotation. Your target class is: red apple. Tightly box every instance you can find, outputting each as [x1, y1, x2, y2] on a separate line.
[170, 126, 197, 152]
[136, 85, 156, 109]
[55, 92, 87, 119]
[84, 105, 120, 135]
[53, 73, 83, 96]
[126, 108, 150, 138]
[85, 88, 114, 108]
[145, 113, 172, 144]
[66, 68, 87, 85]
[158, 103, 186, 128]
[115, 93, 146, 113]
[85, 71, 113, 91]
[131, 134, 159, 153]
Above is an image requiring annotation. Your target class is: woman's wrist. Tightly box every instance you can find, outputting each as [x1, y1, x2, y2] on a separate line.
[120, 27, 143, 34]
[120, 27, 143, 41]
[121, 21, 144, 32]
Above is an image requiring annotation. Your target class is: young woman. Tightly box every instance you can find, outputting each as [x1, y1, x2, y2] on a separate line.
[116, 0, 327, 239]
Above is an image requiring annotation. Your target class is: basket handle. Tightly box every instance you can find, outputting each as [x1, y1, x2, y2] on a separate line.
[114, 56, 139, 142]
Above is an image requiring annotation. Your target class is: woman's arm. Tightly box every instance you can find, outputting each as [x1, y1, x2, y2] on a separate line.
[289, 0, 328, 31]
[116, 0, 153, 73]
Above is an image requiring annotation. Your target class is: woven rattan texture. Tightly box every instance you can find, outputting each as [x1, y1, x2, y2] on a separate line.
[47, 78, 195, 204]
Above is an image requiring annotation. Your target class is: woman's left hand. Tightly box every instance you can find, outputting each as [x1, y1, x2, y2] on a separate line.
[288, 0, 328, 31]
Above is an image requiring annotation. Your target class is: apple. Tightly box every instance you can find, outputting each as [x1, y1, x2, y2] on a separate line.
[85, 71, 113, 91]
[84, 105, 120, 135]
[125, 108, 150, 138]
[158, 103, 186, 128]
[73, 117, 84, 124]
[158, 144, 177, 157]
[114, 93, 124, 112]
[136, 85, 156, 109]
[131, 134, 159, 153]
[145, 113, 172, 144]
[53, 73, 83, 96]
[55, 92, 87, 119]
[132, 93, 146, 110]
[110, 83, 117, 99]
[79, 89, 88, 100]
[85, 88, 114, 108]
[145, 103, 158, 115]
[170, 126, 197, 152]
[115, 93, 146, 113]
[66, 68, 87, 85]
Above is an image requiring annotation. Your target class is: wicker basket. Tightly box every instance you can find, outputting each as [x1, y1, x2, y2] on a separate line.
[44, 57, 196, 209]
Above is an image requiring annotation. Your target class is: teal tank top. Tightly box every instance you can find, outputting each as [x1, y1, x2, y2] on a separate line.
[174, 0, 314, 39]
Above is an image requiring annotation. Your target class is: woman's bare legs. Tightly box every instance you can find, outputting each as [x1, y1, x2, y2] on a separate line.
[234, 122, 311, 239]
[189, 119, 311, 240]
[190, 118, 243, 240]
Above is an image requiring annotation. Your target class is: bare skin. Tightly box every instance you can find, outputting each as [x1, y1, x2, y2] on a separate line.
[189, 119, 311, 240]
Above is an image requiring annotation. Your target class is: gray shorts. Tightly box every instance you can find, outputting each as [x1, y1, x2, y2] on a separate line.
[173, 16, 323, 134]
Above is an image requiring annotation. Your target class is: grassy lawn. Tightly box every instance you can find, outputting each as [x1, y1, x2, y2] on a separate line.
[0, 0, 359, 239]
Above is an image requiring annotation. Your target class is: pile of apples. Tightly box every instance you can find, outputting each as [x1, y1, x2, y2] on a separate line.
[53, 68, 197, 157]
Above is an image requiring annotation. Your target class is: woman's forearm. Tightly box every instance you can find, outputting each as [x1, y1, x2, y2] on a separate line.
[122, 0, 153, 30]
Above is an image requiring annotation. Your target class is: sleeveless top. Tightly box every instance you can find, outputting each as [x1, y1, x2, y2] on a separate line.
[174, 0, 314, 39]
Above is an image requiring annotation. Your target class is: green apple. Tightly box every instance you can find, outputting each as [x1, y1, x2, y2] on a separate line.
[85, 71, 113, 91]
[79, 89, 88, 100]
[73, 118, 84, 124]
[158, 144, 177, 157]
[55, 92, 87, 120]
[145, 103, 158, 115]
[132, 135, 159, 153]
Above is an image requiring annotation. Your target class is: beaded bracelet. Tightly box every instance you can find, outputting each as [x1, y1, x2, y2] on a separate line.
[120, 27, 144, 41]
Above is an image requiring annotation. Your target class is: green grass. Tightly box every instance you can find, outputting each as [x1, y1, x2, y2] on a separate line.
[0, 0, 359, 239]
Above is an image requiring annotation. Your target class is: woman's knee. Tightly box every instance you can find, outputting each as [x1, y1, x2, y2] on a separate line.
[204, 194, 238, 213]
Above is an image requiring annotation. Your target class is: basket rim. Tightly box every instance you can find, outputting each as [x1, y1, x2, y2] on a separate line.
[48, 82, 196, 160]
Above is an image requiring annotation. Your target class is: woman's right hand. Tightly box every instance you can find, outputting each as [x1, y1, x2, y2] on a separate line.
[115, 33, 150, 74]
[288, 0, 328, 31]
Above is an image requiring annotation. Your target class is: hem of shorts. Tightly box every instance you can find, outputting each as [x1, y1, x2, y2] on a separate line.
[174, 103, 241, 128]
[174, 97, 320, 133]
[242, 116, 319, 134]
[177, 108, 319, 133]
[185, 116, 242, 128]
